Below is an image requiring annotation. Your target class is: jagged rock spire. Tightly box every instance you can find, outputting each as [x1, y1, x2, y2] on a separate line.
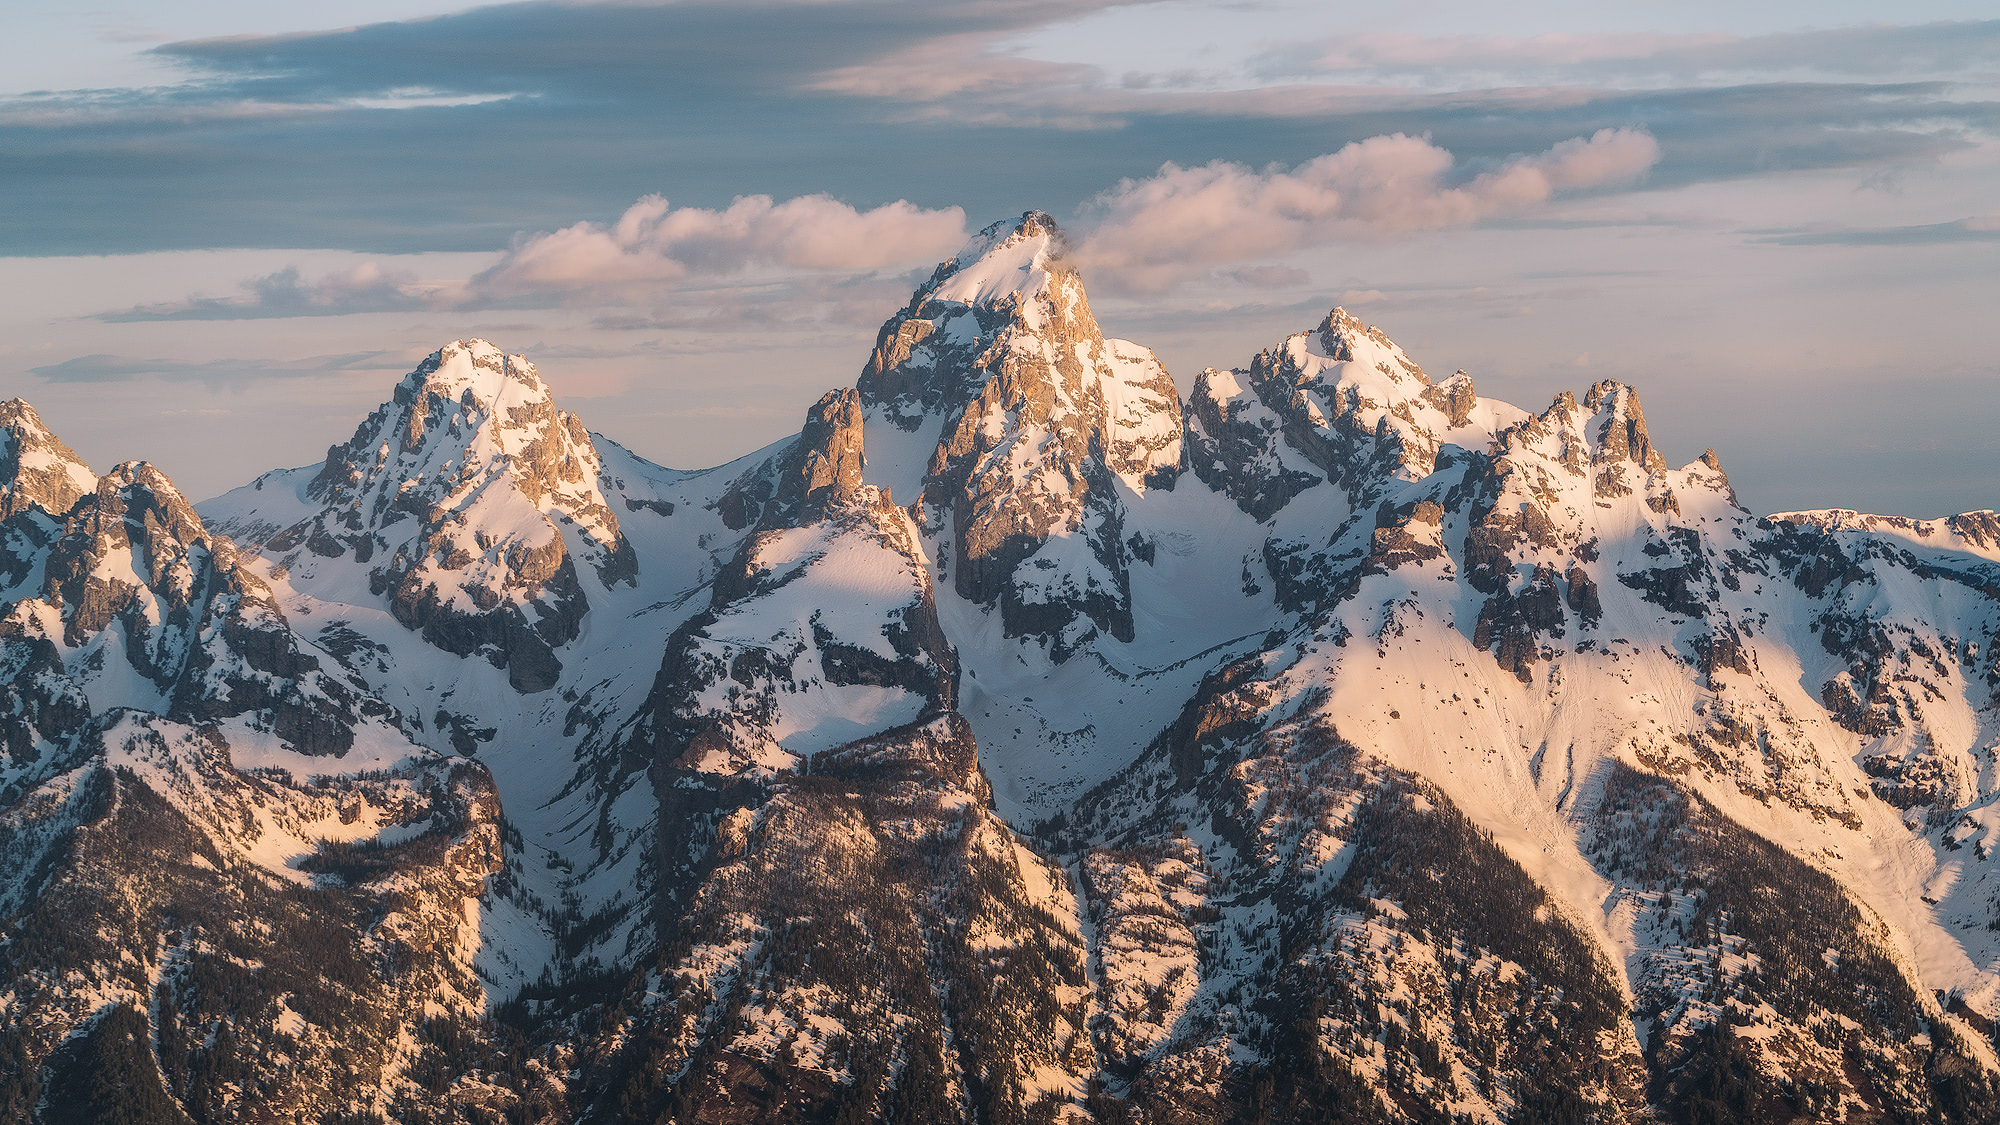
[852, 211, 1184, 657]
[0, 399, 96, 520]
[774, 387, 866, 522]
[1582, 379, 1666, 471]
[1187, 305, 1516, 520]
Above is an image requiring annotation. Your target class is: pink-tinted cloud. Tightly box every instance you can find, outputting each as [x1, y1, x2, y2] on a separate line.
[1074, 128, 1660, 289]
[99, 193, 970, 320]
[100, 262, 456, 321]
[473, 193, 968, 297]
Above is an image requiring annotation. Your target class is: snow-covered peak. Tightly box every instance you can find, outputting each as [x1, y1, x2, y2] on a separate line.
[860, 210, 1120, 430]
[0, 399, 97, 521]
[1311, 306, 1429, 387]
[849, 211, 1186, 656]
[1282, 306, 1435, 412]
[393, 338, 551, 414]
[1189, 307, 1526, 519]
[308, 341, 623, 562]
[920, 210, 1063, 315]
[89, 460, 206, 545]
[202, 343, 637, 692]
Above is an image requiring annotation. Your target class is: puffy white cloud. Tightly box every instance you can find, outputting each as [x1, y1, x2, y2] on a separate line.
[1074, 128, 1660, 289]
[473, 193, 968, 296]
[98, 193, 970, 320]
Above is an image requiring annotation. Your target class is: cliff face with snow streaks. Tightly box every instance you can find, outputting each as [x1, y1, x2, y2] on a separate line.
[5, 212, 1999, 1124]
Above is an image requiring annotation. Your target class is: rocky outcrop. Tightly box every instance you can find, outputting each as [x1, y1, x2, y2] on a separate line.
[0, 453, 381, 772]
[604, 713, 1089, 1125]
[1184, 365, 1323, 522]
[770, 387, 864, 524]
[639, 390, 958, 782]
[0, 399, 95, 521]
[0, 719, 520, 1125]
[1189, 307, 1517, 521]
[1472, 562, 1567, 682]
[227, 340, 637, 692]
[860, 212, 1183, 658]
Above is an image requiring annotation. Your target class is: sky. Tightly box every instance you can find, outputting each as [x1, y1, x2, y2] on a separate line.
[2, 0, 1996, 516]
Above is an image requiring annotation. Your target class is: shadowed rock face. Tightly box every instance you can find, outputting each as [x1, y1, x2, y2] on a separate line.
[0, 457, 385, 770]
[265, 340, 638, 691]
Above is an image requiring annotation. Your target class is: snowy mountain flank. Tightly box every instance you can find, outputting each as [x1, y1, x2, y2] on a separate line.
[4, 212, 1999, 1124]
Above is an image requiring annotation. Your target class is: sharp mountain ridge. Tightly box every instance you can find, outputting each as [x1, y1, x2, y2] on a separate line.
[4, 211, 1998, 1124]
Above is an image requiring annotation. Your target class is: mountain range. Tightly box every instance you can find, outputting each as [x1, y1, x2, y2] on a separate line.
[4, 211, 1999, 1124]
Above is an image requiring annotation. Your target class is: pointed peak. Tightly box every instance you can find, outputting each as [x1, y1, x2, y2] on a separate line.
[2, 399, 77, 454]
[1422, 369, 1480, 427]
[395, 339, 549, 411]
[91, 459, 209, 544]
[102, 458, 176, 489]
[977, 209, 1065, 249]
[920, 210, 1069, 312]
[1321, 306, 1364, 333]
[1314, 307, 1424, 378]
[0, 398, 97, 520]
[1581, 378, 1642, 414]
[775, 387, 866, 523]
[1308, 306, 1428, 384]
[1579, 380, 1665, 471]
[1, 398, 49, 428]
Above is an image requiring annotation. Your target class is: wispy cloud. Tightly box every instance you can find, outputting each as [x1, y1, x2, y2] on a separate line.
[1075, 128, 1661, 289]
[102, 264, 453, 321]
[1249, 21, 2000, 91]
[29, 351, 401, 383]
[1754, 215, 2000, 246]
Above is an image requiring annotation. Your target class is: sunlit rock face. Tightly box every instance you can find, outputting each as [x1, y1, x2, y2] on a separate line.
[0, 399, 96, 522]
[861, 211, 1184, 658]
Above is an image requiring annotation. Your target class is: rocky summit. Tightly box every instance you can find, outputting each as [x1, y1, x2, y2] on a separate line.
[5, 212, 2000, 1124]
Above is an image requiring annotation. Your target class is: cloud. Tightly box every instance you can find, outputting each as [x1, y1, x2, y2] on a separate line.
[473, 193, 967, 296]
[1221, 265, 1311, 289]
[1754, 216, 2000, 247]
[1251, 21, 2000, 91]
[30, 351, 400, 383]
[98, 193, 967, 320]
[102, 264, 451, 321]
[1075, 128, 1661, 289]
[98, 129, 1664, 318]
[0, 2, 1990, 259]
